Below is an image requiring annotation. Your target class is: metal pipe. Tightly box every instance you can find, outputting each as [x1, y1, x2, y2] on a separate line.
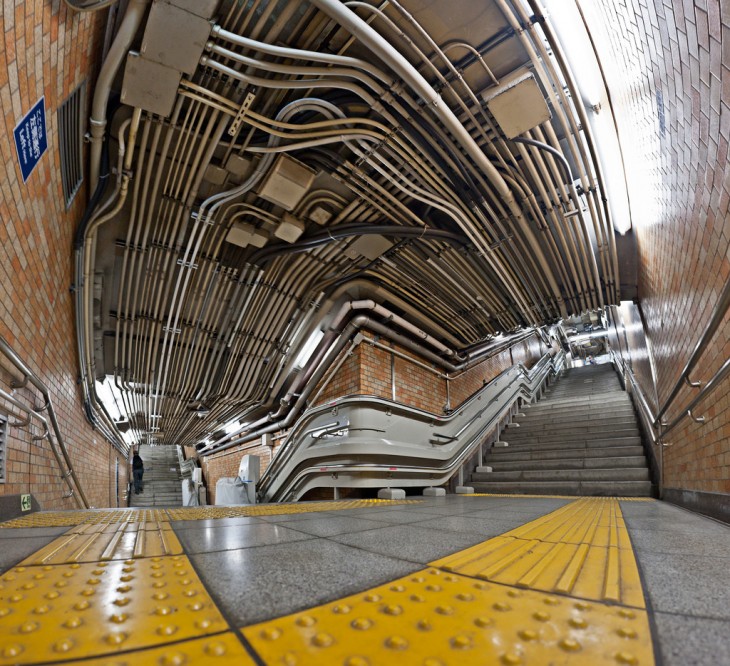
[654, 279, 730, 425]
[89, 0, 150, 192]
[0, 335, 89, 508]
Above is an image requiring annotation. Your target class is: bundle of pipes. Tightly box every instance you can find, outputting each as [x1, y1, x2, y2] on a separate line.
[75, 0, 619, 454]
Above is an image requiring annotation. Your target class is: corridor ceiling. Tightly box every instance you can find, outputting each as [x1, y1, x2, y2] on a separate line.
[75, 0, 622, 453]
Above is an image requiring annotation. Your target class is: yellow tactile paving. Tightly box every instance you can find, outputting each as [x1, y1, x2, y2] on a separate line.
[165, 498, 421, 521]
[244, 567, 654, 666]
[78, 632, 256, 665]
[0, 556, 228, 664]
[466, 494, 655, 501]
[0, 500, 421, 529]
[0, 497, 655, 665]
[433, 498, 644, 607]
[0, 509, 172, 529]
[20, 520, 182, 565]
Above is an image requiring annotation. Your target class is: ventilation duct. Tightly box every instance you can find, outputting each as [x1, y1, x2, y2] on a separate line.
[58, 82, 85, 208]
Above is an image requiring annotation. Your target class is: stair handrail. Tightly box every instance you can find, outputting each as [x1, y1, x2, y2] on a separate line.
[0, 334, 90, 508]
[658, 356, 730, 443]
[653, 279, 730, 427]
[609, 349, 659, 446]
[258, 350, 564, 502]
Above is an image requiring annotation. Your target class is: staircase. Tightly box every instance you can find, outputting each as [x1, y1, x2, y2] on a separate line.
[129, 444, 183, 507]
[470, 364, 653, 496]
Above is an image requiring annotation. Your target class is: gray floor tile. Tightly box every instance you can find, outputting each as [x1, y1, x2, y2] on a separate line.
[411, 514, 537, 537]
[277, 515, 391, 537]
[350, 508, 447, 524]
[628, 527, 730, 557]
[0, 536, 62, 573]
[175, 522, 313, 554]
[653, 611, 730, 665]
[330, 523, 487, 564]
[0, 526, 71, 538]
[191, 539, 419, 625]
[636, 552, 730, 619]
[172, 515, 268, 531]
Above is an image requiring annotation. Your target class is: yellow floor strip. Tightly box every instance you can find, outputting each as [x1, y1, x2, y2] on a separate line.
[164, 498, 421, 520]
[0, 500, 420, 529]
[0, 497, 654, 665]
[433, 498, 644, 607]
[244, 567, 653, 665]
[466, 494, 655, 501]
[20, 521, 183, 565]
[0, 556, 229, 663]
[77, 632, 257, 665]
[243, 498, 654, 665]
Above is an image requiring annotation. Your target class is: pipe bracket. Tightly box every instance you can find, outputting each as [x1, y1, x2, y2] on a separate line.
[687, 409, 706, 424]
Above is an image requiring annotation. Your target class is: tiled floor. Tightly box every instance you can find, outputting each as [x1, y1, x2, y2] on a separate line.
[0, 495, 728, 665]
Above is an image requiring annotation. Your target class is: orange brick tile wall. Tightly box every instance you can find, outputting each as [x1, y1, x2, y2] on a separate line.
[0, 5, 127, 510]
[449, 334, 546, 407]
[584, 0, 730, 497]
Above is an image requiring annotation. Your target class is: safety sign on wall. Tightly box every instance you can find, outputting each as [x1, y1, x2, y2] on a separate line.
[13, 96, 48, 183]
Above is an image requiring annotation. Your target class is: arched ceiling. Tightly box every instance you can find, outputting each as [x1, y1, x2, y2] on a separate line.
[75, 0, 623, 453]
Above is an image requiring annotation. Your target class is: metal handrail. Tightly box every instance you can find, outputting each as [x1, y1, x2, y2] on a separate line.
[653, 279, 730, 426]
[0, 335, 89, 508]
[610, 350, 658, 445]
[260, 351, 555, 494]
[258, 351, 564, 502]
[660, 357, 730, 442]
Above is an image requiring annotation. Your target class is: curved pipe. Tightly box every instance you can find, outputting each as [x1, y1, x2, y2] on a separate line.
[309, 0, 554, 323]
[0, 335, 89, 508]
[88, 0, 150, 192]
[249, 225, 468, 265]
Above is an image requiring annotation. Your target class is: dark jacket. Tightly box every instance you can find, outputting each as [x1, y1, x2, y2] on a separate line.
[132, 454, 144, 470]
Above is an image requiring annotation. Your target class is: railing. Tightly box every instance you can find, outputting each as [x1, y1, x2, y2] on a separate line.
[659, 357, 730, 442]
[0, 335, 89, 508]
[257, 351, 564, 503]
[653, 279, 730, 427]
[611, 346, 730, 495]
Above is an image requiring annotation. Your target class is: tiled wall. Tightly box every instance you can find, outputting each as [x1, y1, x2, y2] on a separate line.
[0, 4, 127, 510]
[582, 0, 730, 497]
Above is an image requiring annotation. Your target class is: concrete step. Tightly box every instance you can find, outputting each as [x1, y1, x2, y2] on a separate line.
[471, 467, 650, 483]
[478, 455, 647, 472]
[470, 480, 653, 497]
[484, 444, 645, 462]
[516, 406, 636, 423]
[508, 417, 637, 433]
[488, 437, 643, 454]
[525, 394, 630, 411]
[505, 429, 640, 445]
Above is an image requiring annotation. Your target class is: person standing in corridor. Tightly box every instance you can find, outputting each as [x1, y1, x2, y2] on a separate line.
[132, 450, 144, 494]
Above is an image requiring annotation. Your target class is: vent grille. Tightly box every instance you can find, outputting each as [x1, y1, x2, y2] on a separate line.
[58, 82, 86, 208]
[0, 414, 6, 483]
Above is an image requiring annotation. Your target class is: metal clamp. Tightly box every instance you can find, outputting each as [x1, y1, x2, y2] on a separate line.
[684, 376, 701, 388]
[687, 409, 706, 424]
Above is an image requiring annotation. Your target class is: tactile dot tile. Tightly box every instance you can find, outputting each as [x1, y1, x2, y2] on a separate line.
[465, 495, 654, 502]
[165, 499, 421, 521]
[1, 509, 171, 529]
[433, 498, 645, 607]
[0, 556, 228, 663]
[243, 568, 654, 665]
[78, 632, 256, 665]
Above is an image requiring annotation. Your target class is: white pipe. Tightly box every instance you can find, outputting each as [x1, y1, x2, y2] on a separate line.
[308, 0, 560, 323]
[89, 0, 150, 193]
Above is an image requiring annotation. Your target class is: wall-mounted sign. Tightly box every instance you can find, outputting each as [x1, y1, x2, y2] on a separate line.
[21, 494, 32, 512]
[13, 96, 48, 183]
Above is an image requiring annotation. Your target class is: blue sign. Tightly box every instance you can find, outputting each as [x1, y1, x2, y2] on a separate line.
[13, 96, 48, 183]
